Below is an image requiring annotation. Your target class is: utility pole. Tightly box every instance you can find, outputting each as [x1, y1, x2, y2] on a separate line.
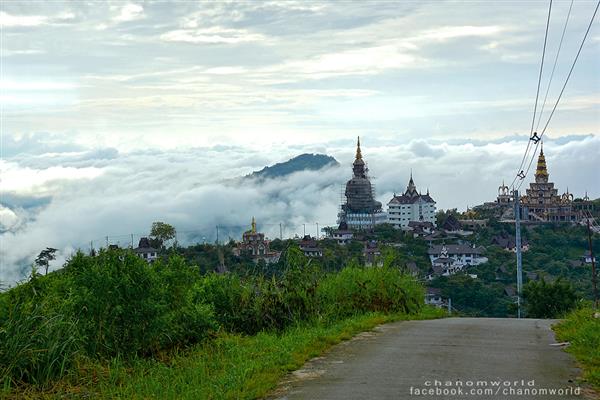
[216, 225, 219, 244]
[448, 298, 452, 316]
[303, 223, 306, 237]
[586, 218, 598, 309]
[279, 223, 283, 240]
[514, 190, 523, 319]
[131, 234, 134, 248]
[106, 236, 109, 248]
[316, 222, 319, 239]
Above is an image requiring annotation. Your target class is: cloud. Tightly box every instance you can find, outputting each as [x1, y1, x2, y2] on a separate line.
[0, 11, 48, 27]
[112, 3, 144, 23]
[160, 26, 266, 44]
[1, 135, 598, 286]
[409, 140, 446, 158]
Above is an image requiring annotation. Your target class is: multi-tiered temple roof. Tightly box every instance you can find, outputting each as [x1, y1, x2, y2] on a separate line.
[342, 137, 382, 214]
[521, 144, 576, 222]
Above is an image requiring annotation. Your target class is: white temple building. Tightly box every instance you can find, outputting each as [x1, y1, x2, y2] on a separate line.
[387, 174, 436, 228]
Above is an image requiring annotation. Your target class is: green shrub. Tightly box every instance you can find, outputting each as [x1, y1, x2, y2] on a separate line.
[1, 248, 427, 392]
[523, 278, 578, 318]
[554, 306, 600, 389]
[317, 266, 424, 319]
[0, 273, 79, 388]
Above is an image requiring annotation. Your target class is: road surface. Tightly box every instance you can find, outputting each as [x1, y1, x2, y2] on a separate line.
[270, 318, 592, 400]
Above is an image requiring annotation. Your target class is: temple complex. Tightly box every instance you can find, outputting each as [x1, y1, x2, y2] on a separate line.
[338, 137, 387, 230]
[233, 217, 281, 263]
[520, 144, 577, 222]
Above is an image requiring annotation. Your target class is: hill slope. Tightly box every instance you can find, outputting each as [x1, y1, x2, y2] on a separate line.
[246, 153, 339, 180]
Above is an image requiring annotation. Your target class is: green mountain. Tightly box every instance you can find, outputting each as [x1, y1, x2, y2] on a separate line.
[246, 153, 339, 180]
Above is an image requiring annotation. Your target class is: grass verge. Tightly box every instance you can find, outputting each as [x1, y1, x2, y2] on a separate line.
[553, 307, 600, 390]
[8, 307, 445, 399]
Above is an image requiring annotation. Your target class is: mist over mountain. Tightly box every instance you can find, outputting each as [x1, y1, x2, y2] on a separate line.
[1, 135, 599, 286]
[245, 154, 339, 180]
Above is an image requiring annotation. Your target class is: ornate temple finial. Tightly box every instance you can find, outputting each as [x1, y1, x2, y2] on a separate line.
[355, 136, 362, 160]
[251, 216, 256, 234]
[535, 142, 548, 181]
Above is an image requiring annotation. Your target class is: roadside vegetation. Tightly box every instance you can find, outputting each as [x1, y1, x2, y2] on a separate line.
[554, 306, 600, 390]
[0, 246, 438, 398]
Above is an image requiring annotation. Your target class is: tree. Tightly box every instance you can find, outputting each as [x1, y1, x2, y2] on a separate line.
[523, 279, 578, 318]
[435, 208, 460, 227]
[35, 247, 58, 275]
[150, 221, 176, 248]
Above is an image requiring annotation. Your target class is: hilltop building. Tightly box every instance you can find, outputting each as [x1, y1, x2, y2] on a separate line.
[298, 235, 323, 258]
[427, 244, 488, 267]
[387, 174, 436, 228]
[233, 217, 281, 264]
[134, 237, 158, 263]
[338, 137, 387, 230]
[497, 181, 513, 205]
[521, 145, 576, 222]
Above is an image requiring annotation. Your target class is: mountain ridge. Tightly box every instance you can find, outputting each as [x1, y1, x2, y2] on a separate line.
[245, 153, 339, 180]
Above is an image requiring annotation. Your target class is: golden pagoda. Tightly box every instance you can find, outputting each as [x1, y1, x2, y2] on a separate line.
[521, 144, 576, 222]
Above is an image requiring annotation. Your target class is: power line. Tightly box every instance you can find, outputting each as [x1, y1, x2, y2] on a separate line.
[536, 0, 600, 141]
[515, 0, 599, 190]
[510, 0, 554, 190]
[535, 0, 574, 132]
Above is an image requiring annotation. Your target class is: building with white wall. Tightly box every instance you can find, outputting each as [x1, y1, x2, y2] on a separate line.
[387, 174, 436, 228]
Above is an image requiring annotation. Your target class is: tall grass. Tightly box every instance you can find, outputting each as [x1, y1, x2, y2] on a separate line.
[0, 246, 426, 392]
[554, 306, 600, 389]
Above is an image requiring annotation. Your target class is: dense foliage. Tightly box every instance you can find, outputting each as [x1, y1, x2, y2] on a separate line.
[0, 247, 423, 390]
[431, 221, 598, 317]
[554, 306, 600, 389]
[523, 279, 578, 318]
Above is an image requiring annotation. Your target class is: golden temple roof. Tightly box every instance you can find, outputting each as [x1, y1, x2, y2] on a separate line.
[535, 143, 548, 178]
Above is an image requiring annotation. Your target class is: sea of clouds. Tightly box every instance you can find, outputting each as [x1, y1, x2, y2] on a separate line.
[1, 134, 598, 286]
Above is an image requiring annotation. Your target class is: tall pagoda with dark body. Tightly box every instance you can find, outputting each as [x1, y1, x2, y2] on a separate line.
[338, 137, 386, 230]
[521, 144, 576, 222]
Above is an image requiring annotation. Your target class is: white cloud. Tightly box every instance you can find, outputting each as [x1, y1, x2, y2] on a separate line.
[160, 26, 266, 44]
[1, 135, 598, 286]
[0, 11, 48, 27]
[112, 3, 144, 23]
[417, 25, 503, 42]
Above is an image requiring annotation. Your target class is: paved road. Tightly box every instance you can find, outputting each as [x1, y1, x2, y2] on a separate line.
[270, 318, 590, 400]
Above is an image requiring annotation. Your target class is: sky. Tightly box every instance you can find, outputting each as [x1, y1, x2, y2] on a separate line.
[1, 0, 599, 285]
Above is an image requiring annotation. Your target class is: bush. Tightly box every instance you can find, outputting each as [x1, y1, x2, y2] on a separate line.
[1, 249, 426, 391]
[0, 273, 79, 388]
[523, 278, 578, 318]
[317, 266, 423, 319]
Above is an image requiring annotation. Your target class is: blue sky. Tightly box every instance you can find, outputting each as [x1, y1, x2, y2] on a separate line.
[1, 1, 599, 284]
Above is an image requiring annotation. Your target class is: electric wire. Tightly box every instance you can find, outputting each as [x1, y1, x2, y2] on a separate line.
[516, 0, 600, 191]
[510, 0, 554, 190]
[535, 0, 574, 132]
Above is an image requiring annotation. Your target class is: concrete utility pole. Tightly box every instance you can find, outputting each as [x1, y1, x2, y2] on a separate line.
[216, 225, 219, 244]
[514, 190, 523, 319]
[303, 223, 306, 237]
[316, 223, 319, 239]
[586, 218, 598, 309]
[280, 223, 283, 240]
[447, 298, 452, 316]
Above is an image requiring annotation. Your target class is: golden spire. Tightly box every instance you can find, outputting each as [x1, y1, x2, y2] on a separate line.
[355, 136, 362, 160]
[251, 216, 256, 234]
[535, 142, 548, 179]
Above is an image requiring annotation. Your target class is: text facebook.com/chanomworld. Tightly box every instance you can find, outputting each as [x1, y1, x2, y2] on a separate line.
[409, 379, 582, 397]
